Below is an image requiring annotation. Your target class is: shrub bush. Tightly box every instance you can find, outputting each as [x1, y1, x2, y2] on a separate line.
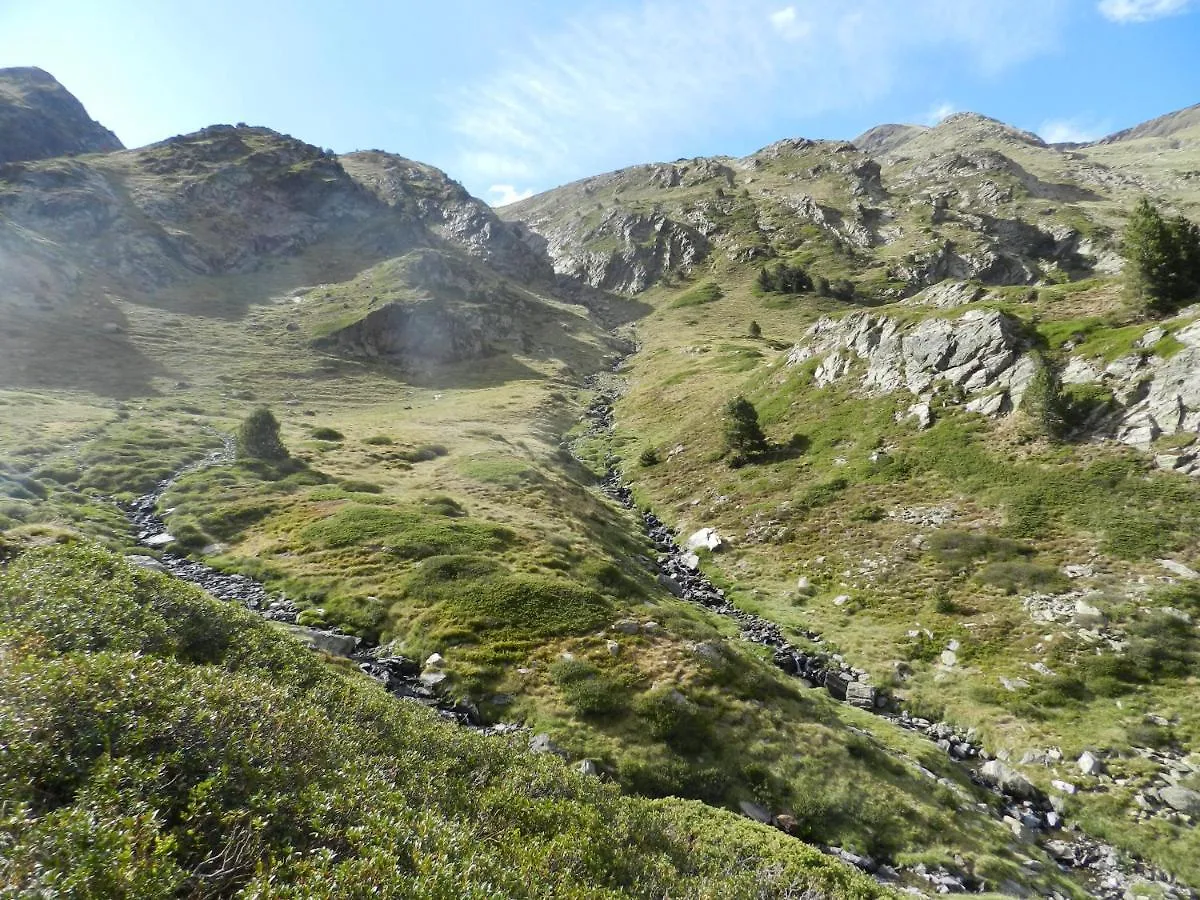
[237, 408, 288, 461]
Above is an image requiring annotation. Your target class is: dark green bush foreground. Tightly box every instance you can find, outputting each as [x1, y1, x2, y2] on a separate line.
[0, 543, 883, 899]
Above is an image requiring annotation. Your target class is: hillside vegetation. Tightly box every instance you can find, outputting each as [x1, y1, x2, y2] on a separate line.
[0, 541, 883, 899]
[4, 68, 1200, 898]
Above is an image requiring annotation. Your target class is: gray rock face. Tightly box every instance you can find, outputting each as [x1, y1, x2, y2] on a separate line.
[0, 67, 123, 165]
[979, 760, 1037, 799]
[340, 151, 553, 283]
[537, 208, 710, 294]
[844, 681, 877, 709]
[282, 624, 358, 658]
[786, 309, 1036, 414]
[1158, 784, 1200, 815]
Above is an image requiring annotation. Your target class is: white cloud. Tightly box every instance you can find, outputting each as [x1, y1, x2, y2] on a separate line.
[1098, 0, 1193, 22]
[769, 6, 813, 39]
[1038, 118, 1106, 144]
[452, 0, 1071, 190]
[923, 102, 958, 126]
[487, 184, 535, 206]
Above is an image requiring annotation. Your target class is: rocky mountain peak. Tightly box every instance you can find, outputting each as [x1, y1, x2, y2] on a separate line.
[0, 66, 123, 165]
[932, 112, 1047, 148]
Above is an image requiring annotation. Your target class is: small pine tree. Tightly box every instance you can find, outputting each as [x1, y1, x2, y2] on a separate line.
[723, 396, 767, 458]
[748, 320, 762, 338]
[829, 278, 856, 301]
[1018, 359, 1064, 440]
[812, 275, 830, 297]
[238, 407, 289, 460]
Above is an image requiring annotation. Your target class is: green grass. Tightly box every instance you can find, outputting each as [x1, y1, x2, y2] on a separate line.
[0, 542, 888, 899]
[670, 281, 723, 308]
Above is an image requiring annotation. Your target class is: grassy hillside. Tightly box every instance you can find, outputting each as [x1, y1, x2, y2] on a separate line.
[0, 541, 886, 899]
[7, 88, 1200, 897]
[601, 267, 1200, 887]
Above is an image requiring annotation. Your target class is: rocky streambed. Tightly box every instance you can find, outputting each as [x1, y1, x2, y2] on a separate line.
[121, 436, 516, 734]
[576, 363, 1195, 900]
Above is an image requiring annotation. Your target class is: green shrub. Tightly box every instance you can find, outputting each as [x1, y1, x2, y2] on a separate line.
[237, 407, 288, 461]
[550, 659, 629, 718]
[362, 434, 394, 445]
[310, 427, 344, 441]
[975, 560, 1067, 594]
[639, 447, 661, 467]
[633, 687, 713, 754]
[0, 543, 888, 899]
[339, 479, 384, 494]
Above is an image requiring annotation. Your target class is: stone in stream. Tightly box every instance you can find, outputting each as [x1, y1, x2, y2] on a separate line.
[845, 681, 876, 709]
[685, 527, 724, 552]
[282, 624, 358, 658]
[125, 554, 167, 572]
[823, 670, 849, 701]
[979, 760, 1037, 800]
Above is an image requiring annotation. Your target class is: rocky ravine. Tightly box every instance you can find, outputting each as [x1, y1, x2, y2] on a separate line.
[574, 362, 1194, 900]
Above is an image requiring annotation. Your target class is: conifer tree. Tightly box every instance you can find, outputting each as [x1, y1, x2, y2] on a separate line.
[238, 407, 289, 460]
[723, 396, 767, 457]
[1123, 198, 1200, 314]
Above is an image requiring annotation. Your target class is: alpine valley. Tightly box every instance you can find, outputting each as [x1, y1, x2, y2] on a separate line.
[3, 65, 1200, 899]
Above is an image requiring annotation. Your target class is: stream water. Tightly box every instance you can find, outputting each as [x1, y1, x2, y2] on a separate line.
[116, 377, 1192, 899]
[575, 361, 1194, 900]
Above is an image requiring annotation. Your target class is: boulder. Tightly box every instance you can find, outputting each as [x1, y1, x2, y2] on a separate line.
[845, 681, 876, 709]
[576, 759, 601, 778]
[612, 619, 640, 635]
[1158, 785, 1200, 815]
[424, 652, 445, 669]
[284, 625, 358, 658]
[1073, 598, 1106, 628]
[979, 760, 1037, 799]
[1158, 559, 1200, 580]
[823, 670, 849, 701]
[738, 800, 772, 823]
[685, 527, 724, 552]
[529, 733, 565, 756]
[1078, 751, 1104, 776]
[125, 554, 166, 572]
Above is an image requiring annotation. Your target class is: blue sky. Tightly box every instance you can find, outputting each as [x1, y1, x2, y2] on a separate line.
[2, 0, 1197, 204]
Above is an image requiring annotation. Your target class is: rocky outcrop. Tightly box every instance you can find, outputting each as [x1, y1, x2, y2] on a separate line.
[786, 309, 1037, 415]
[317, 297, 519, 367]
[340, 151, 554, 283]
[530, 207, 709, 294]
[1061, 317, 1200, 467]
[0, 67, 122, 165]
[0, 126, 419, 294]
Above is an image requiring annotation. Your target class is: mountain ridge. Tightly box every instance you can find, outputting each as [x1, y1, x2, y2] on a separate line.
[0, 66, 123, 165]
